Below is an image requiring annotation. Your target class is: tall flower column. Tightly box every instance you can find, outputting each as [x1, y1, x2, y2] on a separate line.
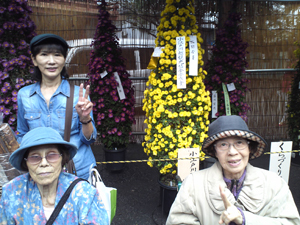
[88, 0, 135, 149]
[204, 6, 250, 122]
[142, 0, 211, 177]
[0, 0, 36, 130]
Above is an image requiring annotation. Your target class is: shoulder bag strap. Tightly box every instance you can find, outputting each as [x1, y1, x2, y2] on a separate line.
[46, 178, 86, 225]
[64, 82, 74, 142]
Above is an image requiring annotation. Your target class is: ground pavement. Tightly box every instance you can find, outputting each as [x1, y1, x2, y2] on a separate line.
[92, 143, 300, 225]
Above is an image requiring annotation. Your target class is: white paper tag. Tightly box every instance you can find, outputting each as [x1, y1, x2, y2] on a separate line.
[176, 36, 186, 89]
[113, 72, 126, 100]
[189, 35, 198, 76]
[152, 47, 164, 57]
[100, 70, 108, 78]
[211, 90, 218, 118]
[177, 148, 199, 182]
[269, 141, 292, 183]
[227, 83, 236, 92]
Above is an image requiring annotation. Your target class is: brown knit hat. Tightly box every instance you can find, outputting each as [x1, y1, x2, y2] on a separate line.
[202, 115, 267, 160]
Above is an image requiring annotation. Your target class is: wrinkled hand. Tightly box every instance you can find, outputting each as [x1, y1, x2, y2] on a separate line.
[75, 83, 93, 121]
[219, 185, 243, 225]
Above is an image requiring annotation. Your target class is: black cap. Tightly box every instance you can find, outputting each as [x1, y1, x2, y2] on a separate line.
[30, 33, 69, 52]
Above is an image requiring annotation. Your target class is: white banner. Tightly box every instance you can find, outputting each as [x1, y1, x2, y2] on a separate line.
[113, 72, 126, 100]
[211, 90, 218, 118]
[176, 36, 186, 89]
[226, 83, 236, 92]
[177, 148, 199, 182]
[189, 35, 198, 76]
[152, 47, 164, 57]
[100, 70, 108, 78]
[269, 141, 292, 183]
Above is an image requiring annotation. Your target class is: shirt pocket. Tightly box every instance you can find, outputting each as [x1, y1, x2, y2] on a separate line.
[24, 111, 42, 130]
[57, 108, 79, 133]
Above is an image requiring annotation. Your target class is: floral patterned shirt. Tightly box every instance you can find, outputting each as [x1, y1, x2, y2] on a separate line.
[0, 172, 109, 225]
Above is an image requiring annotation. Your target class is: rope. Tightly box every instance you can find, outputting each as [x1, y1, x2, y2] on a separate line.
[96, 149, 300, 165]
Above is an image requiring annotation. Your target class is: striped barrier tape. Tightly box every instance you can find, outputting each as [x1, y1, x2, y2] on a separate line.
[96, 149, 300, 164]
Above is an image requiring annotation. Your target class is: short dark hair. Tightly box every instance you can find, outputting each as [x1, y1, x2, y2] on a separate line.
[21, 144, 70, 171]
[31, 40, 69, 82]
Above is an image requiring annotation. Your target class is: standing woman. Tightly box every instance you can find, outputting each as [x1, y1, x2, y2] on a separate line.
[17, 34, 97, 179]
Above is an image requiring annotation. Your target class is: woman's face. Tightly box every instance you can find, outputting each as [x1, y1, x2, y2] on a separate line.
[32, 48, 66, 80]
[214, 137, 250, 180]
[26, 144, 62, 187]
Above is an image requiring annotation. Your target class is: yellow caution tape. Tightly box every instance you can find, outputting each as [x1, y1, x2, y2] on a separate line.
[96, 149, 300, 165]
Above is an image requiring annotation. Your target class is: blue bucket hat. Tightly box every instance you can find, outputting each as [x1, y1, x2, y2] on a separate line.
[10, 127, 77, 171]
[202, 115, 267, 160]
[30, 33, 69, 52]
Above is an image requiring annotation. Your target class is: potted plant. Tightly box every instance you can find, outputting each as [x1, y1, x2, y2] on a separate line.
[88, 0, 135, 171]
[204, 2, 250, 122]
[142, 0, 211, 214]
[0, 0, 36, 131]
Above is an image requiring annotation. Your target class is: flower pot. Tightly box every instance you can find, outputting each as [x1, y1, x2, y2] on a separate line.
[158, 179, 177, 215]
[103, 146, 126, 171]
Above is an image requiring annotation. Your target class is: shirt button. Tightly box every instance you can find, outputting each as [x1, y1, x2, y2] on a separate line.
[30, 116, 32, 118]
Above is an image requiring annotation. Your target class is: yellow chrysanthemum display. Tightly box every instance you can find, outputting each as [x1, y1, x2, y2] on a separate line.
[142, 0, 211, 176]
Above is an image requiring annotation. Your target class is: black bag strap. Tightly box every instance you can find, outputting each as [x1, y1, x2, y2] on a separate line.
[64, 83, 74, 142]
[46, 178, 85, 225]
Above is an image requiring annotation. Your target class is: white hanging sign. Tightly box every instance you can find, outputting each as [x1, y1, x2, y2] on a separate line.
[227, 83, 236, 92]
[177, 148, 199, 182]
[269, 141, 292, 183]
[211, 90, 218, 118]
[189, 35, 198, 76]
[152, 47, 164, 57]
[176, 36, 186, 89]
[100, 70, 108, 78]
[113, 72, 126, 100]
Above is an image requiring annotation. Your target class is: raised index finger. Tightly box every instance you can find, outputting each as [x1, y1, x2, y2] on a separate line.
[219, 185, 231, 209]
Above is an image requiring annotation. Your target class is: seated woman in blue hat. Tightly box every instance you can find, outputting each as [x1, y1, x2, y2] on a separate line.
[166, 115, 300, 225]
[16, 33, 97, 180]
[0, 127, 108, 224]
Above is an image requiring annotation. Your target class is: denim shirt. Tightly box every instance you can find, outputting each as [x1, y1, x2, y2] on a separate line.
[17, 79, 97, 179]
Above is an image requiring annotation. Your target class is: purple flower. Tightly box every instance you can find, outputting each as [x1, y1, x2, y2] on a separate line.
[9, 49, 16, 54]
[3, 108, 10, 115]
[108, 113, 113, 118]
[3, 42, 9, 48]
[113, 95, 119, 101]
[19, 40, 26, 46]
[13, 104, 18, 110]
[117, 131, 122, 136]
[1, 87, 7, 93]
[0, 7, 5, 13]
[12, 97, 17, 103]
[114, 117, 120, 123]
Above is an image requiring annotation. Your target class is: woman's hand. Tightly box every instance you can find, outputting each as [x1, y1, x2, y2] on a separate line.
[75, 83, 93, 122]
[219, 185, 243, 225]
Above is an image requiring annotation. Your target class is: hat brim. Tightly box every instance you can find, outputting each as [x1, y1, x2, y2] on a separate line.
[202, 129, 267, 160]
[9, 139, 77, 171]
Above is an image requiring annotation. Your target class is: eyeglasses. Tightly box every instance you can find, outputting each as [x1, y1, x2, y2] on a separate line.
[25, 153, 62, 165]
[214, 139, 249, 151]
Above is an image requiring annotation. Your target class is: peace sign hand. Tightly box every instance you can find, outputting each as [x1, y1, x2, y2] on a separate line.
[75, 83, 93, 121]
[219, 185, 243, 225]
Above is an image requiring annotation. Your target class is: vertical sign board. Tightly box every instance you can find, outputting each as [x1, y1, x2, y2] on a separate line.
[269, 141, 292, 183]
[177, 148, 199, 182]
[211, 90, 218, 118]
[189, 35, 198, 76]
[176, 36, 186, 89]
[113, 72, 126, 100]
